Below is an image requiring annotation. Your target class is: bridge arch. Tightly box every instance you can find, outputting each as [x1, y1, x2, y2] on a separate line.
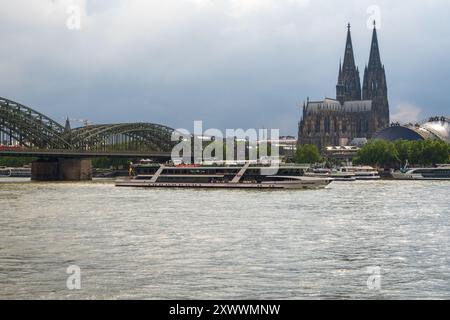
[0, 97, 72, 148]
[67, 123, 176, 152]
[1, 97, 177, 152]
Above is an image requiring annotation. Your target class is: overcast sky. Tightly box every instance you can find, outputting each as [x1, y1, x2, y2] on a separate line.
[1, 0, 449, 135]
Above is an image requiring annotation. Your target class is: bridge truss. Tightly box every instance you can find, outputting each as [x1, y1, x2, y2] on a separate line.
[0, 97, 176, 152]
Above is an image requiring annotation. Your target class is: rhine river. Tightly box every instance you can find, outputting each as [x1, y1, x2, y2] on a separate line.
[0, 178, 449, 299]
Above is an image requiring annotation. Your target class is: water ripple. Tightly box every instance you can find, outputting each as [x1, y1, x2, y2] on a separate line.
[0, 179, 449, 299]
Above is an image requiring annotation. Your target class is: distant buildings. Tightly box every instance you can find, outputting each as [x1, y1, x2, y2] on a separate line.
[298, 22, 390, 150]
[260, 136, 297, 155]
[323, 145, 360, 163]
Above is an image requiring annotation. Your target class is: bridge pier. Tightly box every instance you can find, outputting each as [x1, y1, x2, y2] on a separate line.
[31, 158, 92, 181]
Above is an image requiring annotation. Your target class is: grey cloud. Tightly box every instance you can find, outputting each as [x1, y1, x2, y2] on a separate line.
[0, 0, 449, 134]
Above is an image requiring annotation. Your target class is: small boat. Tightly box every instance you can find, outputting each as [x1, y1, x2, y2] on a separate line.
[305, 168, 356, 182]
[338, 166, 381, 180]
[116, 162, 333, 190]
[0, 167, 31, 178]
[391, 166, 450, 180]
[0, 167, 9, 177]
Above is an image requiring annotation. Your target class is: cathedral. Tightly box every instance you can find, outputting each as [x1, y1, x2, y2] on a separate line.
[298, 22, 390, 150]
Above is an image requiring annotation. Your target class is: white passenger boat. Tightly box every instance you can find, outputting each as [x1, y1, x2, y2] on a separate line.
[391, 166, 450, 180]
[0, 167, 31, 178]
[115, 162, 333, 190]
[304, 168, 356, 182]
[339, 166, 380, 180]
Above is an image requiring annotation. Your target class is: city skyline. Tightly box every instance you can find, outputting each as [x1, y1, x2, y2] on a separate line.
[1, 0, 449, 135]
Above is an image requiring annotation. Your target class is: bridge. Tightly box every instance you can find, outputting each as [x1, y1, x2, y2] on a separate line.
[0, 96, 176, 181]
[0, 150, 171, 159]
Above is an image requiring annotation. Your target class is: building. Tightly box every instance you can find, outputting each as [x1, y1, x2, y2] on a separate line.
[373, 117, 450, 143]
[324, 145, 360, 163]
[298, 22, 390, 150]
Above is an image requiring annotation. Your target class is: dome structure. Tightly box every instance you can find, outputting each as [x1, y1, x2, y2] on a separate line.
[420, 117, 450, 143]
[372, 116, 450, 143]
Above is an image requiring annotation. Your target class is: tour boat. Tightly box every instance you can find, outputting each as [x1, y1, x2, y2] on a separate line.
[391, 166, 450, 180]
[115, 162, 333, 190]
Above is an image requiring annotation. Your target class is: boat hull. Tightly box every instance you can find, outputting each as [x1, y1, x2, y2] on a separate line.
[391, 173, 450, 181]
[115, 179, 332, 190]
[354, 175, 381, 180]
[305, 173, 356, 182]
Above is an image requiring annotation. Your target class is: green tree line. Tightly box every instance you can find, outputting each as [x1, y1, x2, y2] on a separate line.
[0, 156, 132, 169]
[92, 157, 135, 169]
[354, 140, 450, 167]
[294, 144, 322, 164]
[0, 157, 36, 167]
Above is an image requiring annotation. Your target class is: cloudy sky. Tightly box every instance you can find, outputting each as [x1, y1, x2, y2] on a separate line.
[1, 0, 449, 135]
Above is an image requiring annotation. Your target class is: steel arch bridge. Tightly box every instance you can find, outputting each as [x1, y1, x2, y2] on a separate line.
[67, 123, 176, 152]
[0, 97, 176, 152]
[0, 97, 71, 149]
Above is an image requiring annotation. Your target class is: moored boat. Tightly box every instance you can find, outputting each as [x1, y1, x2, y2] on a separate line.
[391, 166, 450, 180]
[339, 166, 381, 180]
[304, 168, 356, 182]
[0, 167, 31, 178]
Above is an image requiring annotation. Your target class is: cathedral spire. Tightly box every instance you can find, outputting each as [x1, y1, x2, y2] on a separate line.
[342, 23, 357, 72]
[363, 21, 390, 131]
[64, 117, 71, 132]
[367, 21, 382, 70]
[336, 23, 361, 103]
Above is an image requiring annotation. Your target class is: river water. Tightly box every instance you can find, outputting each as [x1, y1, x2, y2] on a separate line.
[0, 178, 449, 299]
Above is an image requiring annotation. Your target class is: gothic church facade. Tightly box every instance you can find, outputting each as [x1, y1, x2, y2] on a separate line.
[298, 23, 390, 150]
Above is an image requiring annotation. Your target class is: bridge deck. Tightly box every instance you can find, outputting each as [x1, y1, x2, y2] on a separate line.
[0, 150, 172, 159]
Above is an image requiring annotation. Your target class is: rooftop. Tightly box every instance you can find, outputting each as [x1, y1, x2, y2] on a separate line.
[305, 99, 372, 114]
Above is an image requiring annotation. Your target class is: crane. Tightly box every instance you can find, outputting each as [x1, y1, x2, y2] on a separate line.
[61, 117, 94, 128]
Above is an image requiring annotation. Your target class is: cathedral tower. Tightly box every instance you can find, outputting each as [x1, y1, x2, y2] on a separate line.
[336, 24, 362, 104]
[363, 21, 390, 131]
[298, 22, 391, 150]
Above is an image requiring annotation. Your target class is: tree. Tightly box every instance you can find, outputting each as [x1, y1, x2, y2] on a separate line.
[354, 139, 450, 167]
[0, 157, 36, 167]
[92, 157, 134, 169]
[294, 144, 322, 164]
[420, 140, 449, 165]
[394, 140, 411, 165]
[354, 140, 399, 167]
[408, 140, 424, 165]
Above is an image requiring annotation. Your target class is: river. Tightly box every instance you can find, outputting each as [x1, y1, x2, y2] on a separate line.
[0, 178, 449, 299]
